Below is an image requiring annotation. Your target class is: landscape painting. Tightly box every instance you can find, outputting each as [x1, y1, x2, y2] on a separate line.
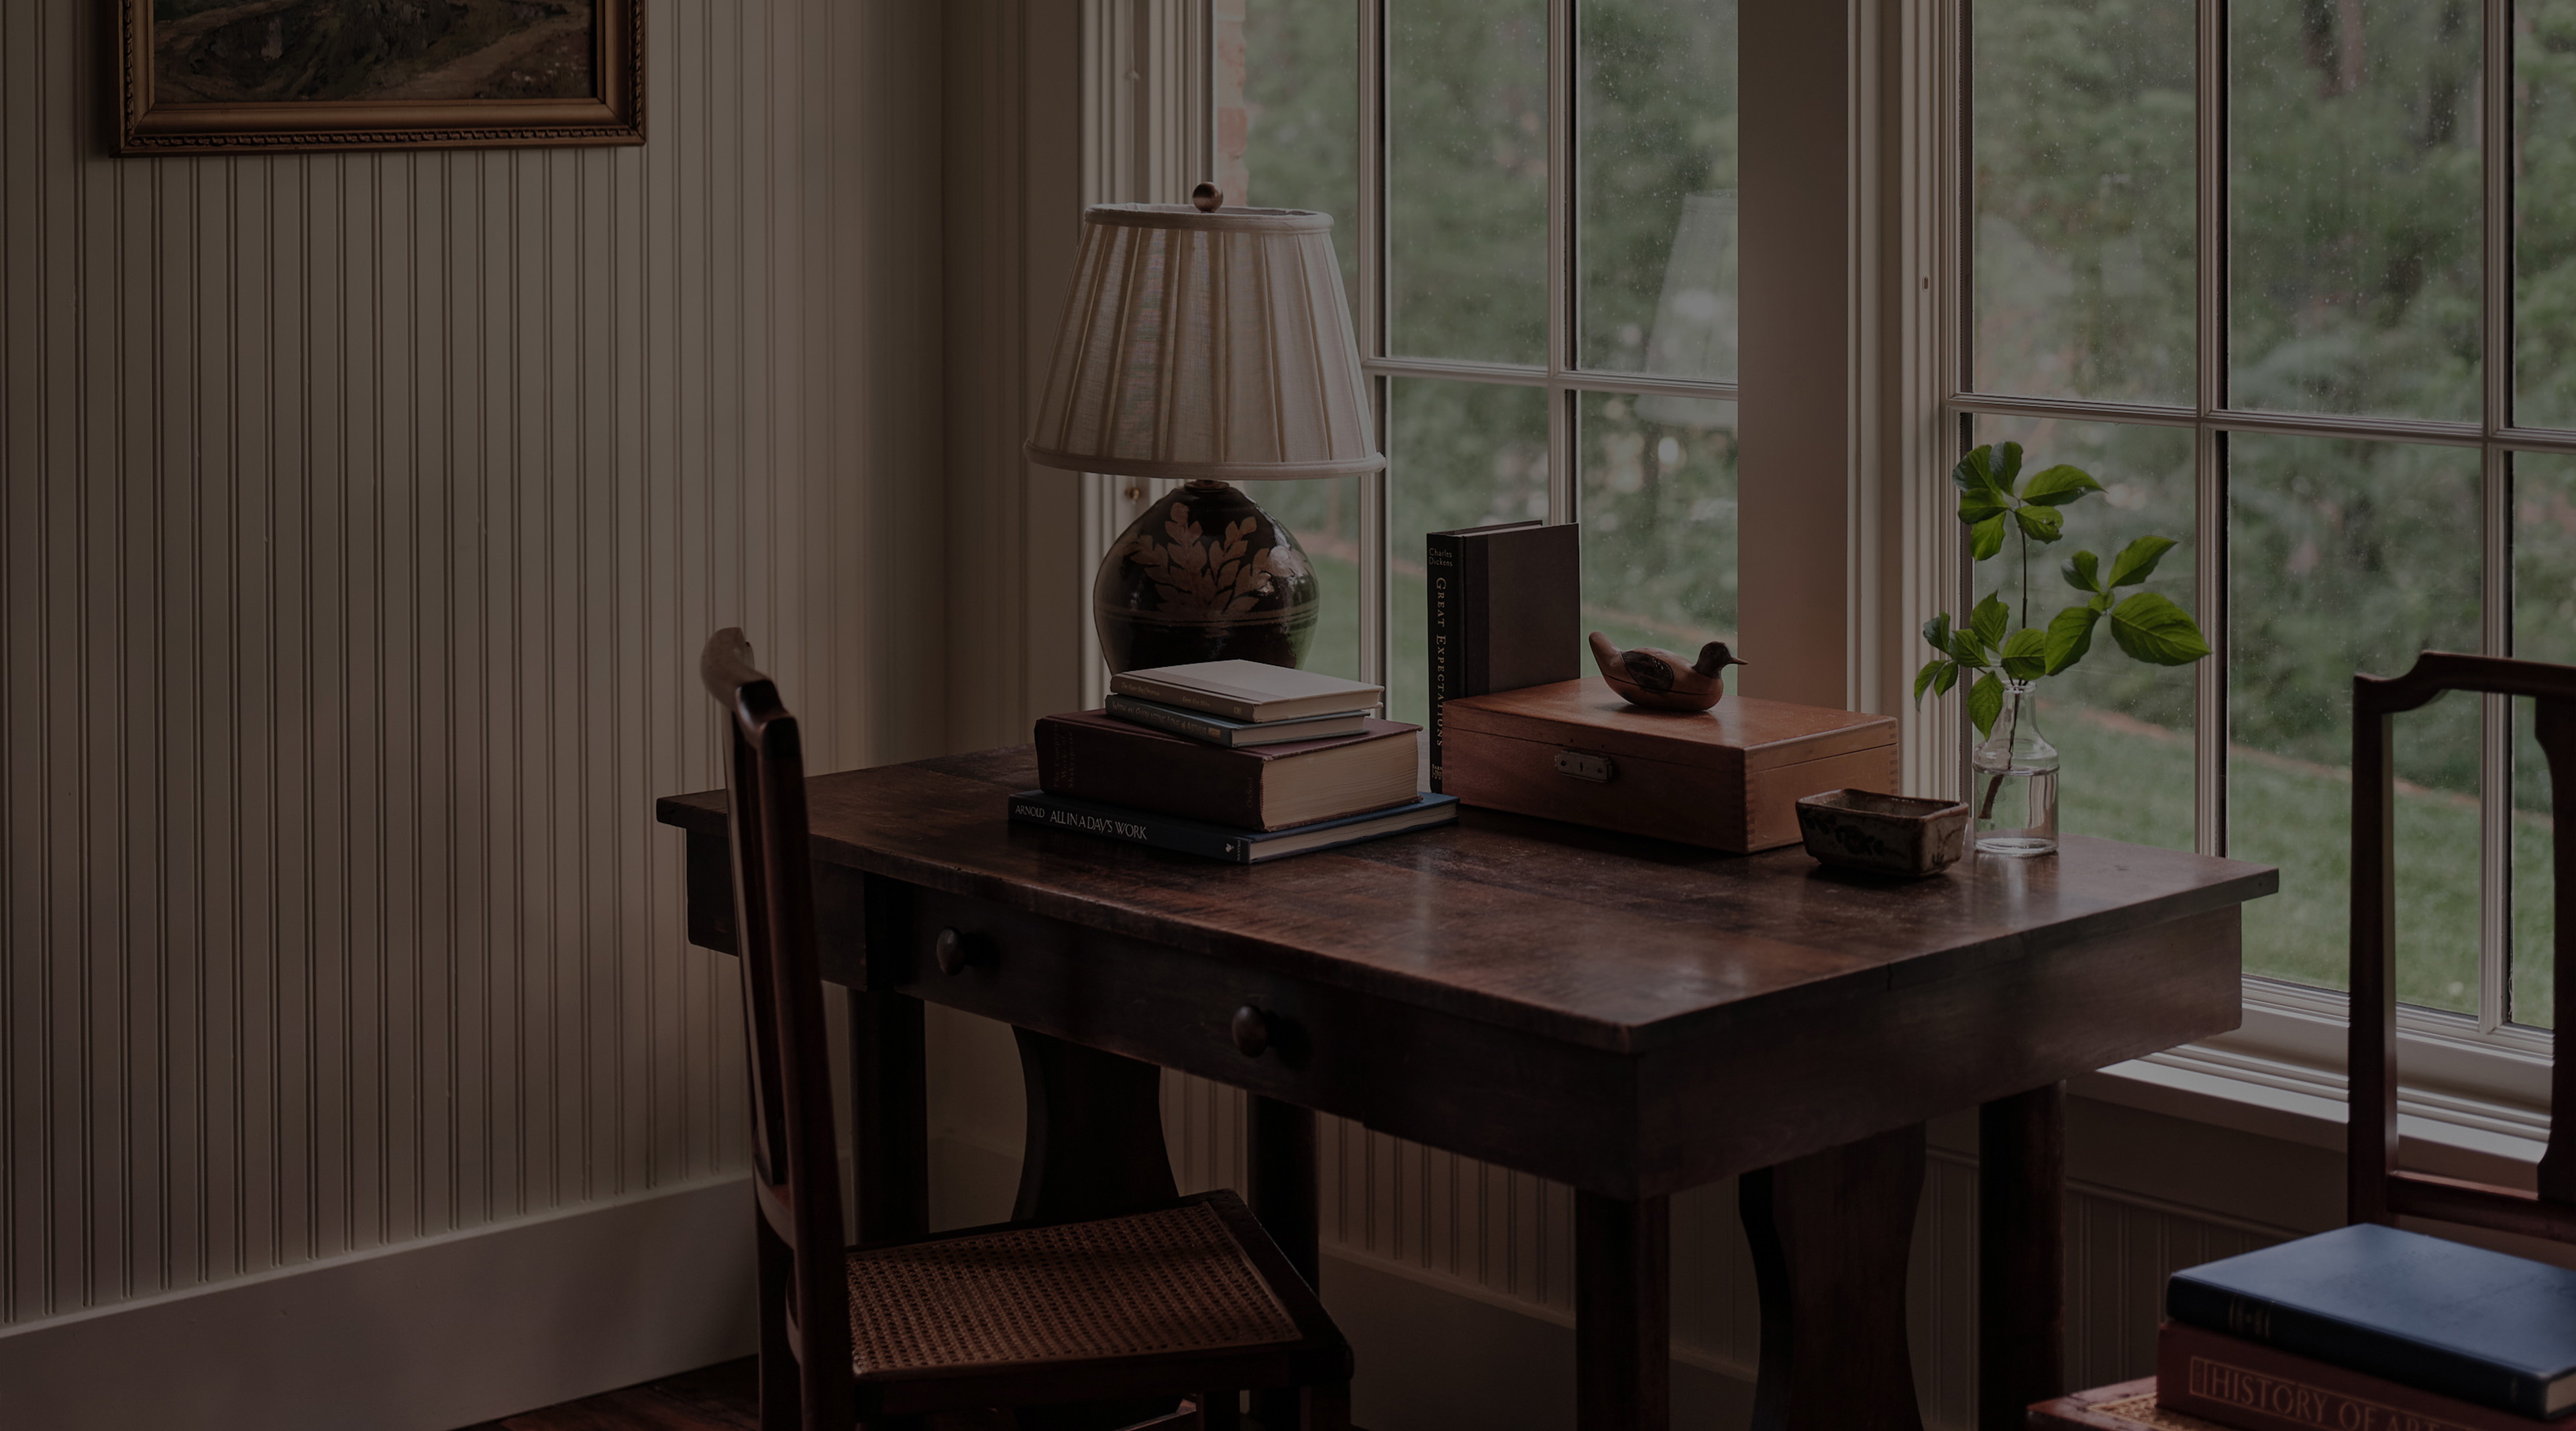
[119, 0, 643, 153]
[153, 0, 596, 103]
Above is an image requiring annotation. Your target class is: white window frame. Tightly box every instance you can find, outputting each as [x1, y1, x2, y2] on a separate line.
[1152, 1, 1890, 719]
[1087, 0, 2570, 1155]
[1945, 0, 2566, 1145]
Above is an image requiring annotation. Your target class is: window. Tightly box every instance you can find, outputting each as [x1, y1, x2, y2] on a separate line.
[1964, 0, 2575, 1061]
[1216, 0, 1741, 729]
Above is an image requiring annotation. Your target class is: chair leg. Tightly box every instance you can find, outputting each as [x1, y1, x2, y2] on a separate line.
[755, 1213, 800, 1431]
[1299, 1383, 1350, 1431]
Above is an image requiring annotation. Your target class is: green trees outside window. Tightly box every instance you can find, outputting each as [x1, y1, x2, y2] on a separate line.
[1232, 0, 2576, 1024]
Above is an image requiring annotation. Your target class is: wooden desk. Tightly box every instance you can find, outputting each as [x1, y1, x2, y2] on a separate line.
[658, 747, 2275, 1431]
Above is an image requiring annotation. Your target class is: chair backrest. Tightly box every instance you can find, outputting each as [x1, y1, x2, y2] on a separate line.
[700, 629, 853, 1418]
[2350, 651, 2576, 1240]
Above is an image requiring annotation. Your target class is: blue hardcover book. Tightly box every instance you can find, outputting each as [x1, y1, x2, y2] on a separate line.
[2167, 1222, 2576, 1418]
[1008, 789, 1457, 863]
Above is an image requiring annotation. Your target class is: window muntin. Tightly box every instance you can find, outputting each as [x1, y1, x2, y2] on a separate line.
[1387, 1, 1550, 366]
[2512, 452, 2576, 1024]
[1964, 0, 2576, 1044]
[1230, 0, 1741, 726]
[1578, 392, 1739, 670]
[1576, 0, 1739, 378]
[1232, 0, 1367, 682]
[2226, 433, 2482, 1007]
[1971, 0, 2195, 405]
[2227, 0, 2480, 422]
[2516, 9, 2576, 429]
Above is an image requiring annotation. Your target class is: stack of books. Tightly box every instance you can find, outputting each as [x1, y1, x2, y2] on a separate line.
[2148, 1223, 2576, 1431]
[1011, 659, 1457, 863]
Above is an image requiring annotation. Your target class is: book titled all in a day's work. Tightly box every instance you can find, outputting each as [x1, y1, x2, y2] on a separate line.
[2155, 1319, 2550, 1431]
[1009, 789, 1458, 863]
[1108, 659, 1383, 725]
[1426, 521, 1580, 788]
[1035, 710, 1419, 831]
[1102, 694, 1370, 747]
[2167, 1222, 2576, 1420]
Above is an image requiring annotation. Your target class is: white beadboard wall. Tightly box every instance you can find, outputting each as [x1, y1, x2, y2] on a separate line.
[0, 0, 947, 1331]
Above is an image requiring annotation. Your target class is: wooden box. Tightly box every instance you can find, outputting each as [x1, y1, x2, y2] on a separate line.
[1439, 680, 1899, 853]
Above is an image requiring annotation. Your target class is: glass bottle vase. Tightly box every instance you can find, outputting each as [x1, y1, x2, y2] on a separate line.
[1972, 680, 2059, 856]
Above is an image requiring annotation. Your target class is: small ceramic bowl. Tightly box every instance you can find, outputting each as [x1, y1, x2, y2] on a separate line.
[1794, 789, 1971, 878]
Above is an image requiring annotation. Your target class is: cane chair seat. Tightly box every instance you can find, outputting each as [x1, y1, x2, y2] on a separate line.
[847, 1200, 1305, 1379]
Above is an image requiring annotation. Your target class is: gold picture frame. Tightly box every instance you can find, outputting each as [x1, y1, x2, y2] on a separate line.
[118, 0, 644, 154]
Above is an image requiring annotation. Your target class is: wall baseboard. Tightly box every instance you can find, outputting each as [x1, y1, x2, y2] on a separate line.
[1322, 1253, 1754, 1431]
[0, 1175, 756, 1431]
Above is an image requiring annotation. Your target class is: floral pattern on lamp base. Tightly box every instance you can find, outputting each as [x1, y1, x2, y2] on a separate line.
[1095, 480, 1320, 674]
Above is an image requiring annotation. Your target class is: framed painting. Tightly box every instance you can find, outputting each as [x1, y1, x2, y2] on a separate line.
[118, 0, 643, 154]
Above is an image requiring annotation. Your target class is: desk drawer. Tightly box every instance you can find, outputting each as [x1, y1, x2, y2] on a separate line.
[881, 884, 1375, 1118]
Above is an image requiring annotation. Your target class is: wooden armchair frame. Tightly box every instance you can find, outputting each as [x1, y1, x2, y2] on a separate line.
[2351, 651, 2576, 1237]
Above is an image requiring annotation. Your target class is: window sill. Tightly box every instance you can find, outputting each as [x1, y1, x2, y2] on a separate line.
[2074, 995, 2550, 1195]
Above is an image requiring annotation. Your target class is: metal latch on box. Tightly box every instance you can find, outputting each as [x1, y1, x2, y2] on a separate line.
[1554, 748, 1617, 783]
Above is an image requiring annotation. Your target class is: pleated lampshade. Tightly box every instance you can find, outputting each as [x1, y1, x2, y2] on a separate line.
[1024, 203, 1385, 481]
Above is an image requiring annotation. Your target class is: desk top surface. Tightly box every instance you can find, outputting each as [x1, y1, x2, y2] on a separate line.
[658, 746, 2276, 1054]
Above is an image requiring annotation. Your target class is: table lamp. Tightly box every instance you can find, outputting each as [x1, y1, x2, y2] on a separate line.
[1025, 184, 1384, 674]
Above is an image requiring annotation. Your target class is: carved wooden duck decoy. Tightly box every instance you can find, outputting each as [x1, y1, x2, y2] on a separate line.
[1589, 631, 1747, 712]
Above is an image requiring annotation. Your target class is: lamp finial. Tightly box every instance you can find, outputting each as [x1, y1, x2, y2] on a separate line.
[1191, 182, 1223, 212]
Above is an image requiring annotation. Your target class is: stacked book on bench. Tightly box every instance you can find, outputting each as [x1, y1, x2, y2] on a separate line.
[1011, 659, 1457, 863]
[2129, 1223, 2576, 1431]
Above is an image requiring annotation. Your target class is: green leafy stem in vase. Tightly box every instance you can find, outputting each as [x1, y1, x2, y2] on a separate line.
[1913, 443, 2212, 815]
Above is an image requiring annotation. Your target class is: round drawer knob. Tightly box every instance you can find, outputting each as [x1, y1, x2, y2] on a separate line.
[1230, 1006, 1271, 1059]
[934, 928, 969, 977]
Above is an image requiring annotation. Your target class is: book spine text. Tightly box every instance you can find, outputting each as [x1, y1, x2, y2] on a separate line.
[1104, 697, 1234, 745]
[1007, 796, 1244, 861]
[2167, 1281, 2544, 1418]
[1426, 531, 1461, 788]
[2155, 1324, 2519, 1431]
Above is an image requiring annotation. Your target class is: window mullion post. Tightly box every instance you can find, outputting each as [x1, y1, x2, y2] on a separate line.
[1357, 0, 1389, 690]
[2194, 0, 2229, 859]
[1739, 0, 1868, 708]
[2481, 0, 2515, 1033]
[1547, 0, 1576, 527]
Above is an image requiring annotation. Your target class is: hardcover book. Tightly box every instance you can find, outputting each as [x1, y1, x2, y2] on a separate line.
[2167, 1222, 2576, 1419]
[2156, 1320, 2550, 1431]
[1102, 694, 1370, 747]
[1008, 789, 1458, 863]
[1426, 521, 1580, 788]
[1034, 710, 1419, 831]
[1108, 660, 1383, 725]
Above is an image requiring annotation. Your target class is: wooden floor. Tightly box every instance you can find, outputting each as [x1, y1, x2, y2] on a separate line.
[455, 1359, 761, 1431]
[451, 1361, 1237, 1431]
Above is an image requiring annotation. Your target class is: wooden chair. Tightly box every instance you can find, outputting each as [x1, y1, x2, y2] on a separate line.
[700, 629, 1354, 1431]
[2030, 651, 2576, 1430]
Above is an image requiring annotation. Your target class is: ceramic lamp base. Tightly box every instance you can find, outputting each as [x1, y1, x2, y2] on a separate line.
[1095, 480, 1320, 674]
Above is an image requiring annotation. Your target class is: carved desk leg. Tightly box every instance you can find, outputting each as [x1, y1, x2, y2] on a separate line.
[1740, 1123, 1927, 1431]
[1010, 1027, 1179, 1223]
[1249, 1096, 1320, 1286]
[849, 988, 928, 1245]
[1576, 1191, 1672, 1431]
[1250, 1096, 1320, 1431]
[1978, 1083, 2065, 1431]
